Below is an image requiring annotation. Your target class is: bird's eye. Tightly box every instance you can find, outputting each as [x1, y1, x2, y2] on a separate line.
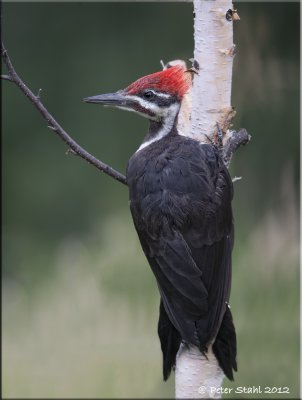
[144, 90, 154, 99]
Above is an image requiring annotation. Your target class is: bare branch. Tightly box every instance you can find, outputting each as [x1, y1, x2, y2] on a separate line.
[222, 128, 251, 168]
[1, 41, 127, 186]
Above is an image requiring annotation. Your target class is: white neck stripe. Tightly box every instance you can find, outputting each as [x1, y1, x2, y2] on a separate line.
[136, 103, 179, 152]
[137, 128, 169, 151]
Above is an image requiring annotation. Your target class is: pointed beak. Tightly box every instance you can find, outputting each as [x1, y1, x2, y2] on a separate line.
[83, 91, 128, 107]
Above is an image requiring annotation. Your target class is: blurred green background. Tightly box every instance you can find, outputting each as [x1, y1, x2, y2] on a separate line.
[2, 2, 300, 399]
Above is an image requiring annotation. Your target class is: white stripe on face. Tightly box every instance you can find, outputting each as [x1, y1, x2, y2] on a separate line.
[149, 90, 171, 99]
[119, 93, 176, 120]
[136, 103, 180, 152]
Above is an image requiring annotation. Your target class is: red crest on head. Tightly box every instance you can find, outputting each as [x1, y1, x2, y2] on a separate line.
[125, 65, 191, 99]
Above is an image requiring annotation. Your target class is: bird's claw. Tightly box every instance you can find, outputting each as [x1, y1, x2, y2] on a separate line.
[216, 123, 224, 149]
[205, 123, 224, 152]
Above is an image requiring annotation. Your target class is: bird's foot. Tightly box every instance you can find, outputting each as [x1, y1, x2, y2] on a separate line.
[205, 123, 224, 153]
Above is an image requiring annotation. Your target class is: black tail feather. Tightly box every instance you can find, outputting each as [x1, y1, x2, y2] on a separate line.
[158, 300, 182, 381]
[213, 307, 237, 381]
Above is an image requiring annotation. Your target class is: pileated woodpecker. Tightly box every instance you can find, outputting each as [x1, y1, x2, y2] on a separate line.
[84, 65, 237, 381]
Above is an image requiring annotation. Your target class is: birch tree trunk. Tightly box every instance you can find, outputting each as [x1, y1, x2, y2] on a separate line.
[175, 1, 237, 398]
[190, 0, 236, 143]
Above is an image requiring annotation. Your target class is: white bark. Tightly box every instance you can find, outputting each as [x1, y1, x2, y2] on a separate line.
[190, 0, 235, 143]
[175, 344, 224, 399]
[174, 1, 237, 398]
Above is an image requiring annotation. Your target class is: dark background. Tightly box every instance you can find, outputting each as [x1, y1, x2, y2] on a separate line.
[2, 2, 300, 398]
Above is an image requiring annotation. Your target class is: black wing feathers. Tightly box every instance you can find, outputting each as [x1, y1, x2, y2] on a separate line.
[213, 307, 237, 381]
[127, 137, 236, 380]
[158, 300, 182, 381]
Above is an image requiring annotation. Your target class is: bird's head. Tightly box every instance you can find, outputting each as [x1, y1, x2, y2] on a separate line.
[84, 65, 191, 122]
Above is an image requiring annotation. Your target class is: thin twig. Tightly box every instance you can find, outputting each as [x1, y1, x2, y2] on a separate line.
[232, 176, 242, 183]
[1, 41, 127, 186]
[1, 74, 13, 81]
